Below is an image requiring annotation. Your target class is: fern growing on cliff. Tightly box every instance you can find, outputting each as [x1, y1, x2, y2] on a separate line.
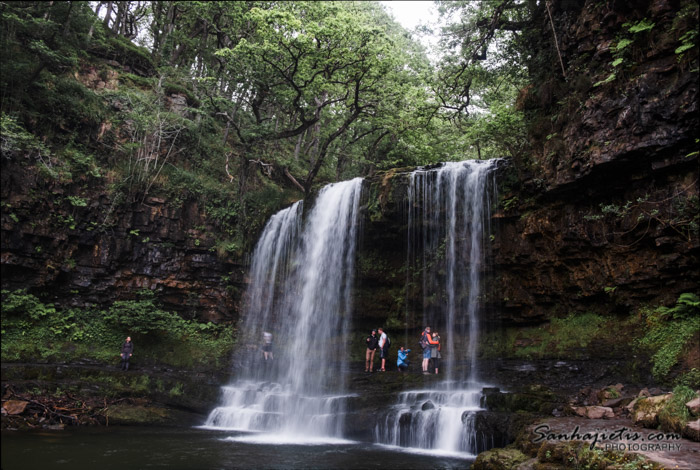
[0, 289, 235, 368]
[638, 293, 700, 381]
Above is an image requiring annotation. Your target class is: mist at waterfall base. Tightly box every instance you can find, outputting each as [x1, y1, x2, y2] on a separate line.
[201, 160, 500, 463]
[374, 160, 500, 457]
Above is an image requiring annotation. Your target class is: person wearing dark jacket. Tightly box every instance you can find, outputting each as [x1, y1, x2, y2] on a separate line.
[365, 329, 379, 373]
[120, 336, 134, 371]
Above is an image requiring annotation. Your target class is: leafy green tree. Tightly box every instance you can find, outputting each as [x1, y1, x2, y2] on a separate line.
[208, 2, 427, 194]
[426, 1, 535, 163]
[1, 2, 97, 112]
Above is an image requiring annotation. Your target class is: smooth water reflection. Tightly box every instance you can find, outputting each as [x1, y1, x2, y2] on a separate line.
[1, 426, 472, 470]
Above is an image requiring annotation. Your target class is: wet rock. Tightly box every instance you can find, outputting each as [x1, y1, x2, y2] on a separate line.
[582, 387, 600, 406]
[626, 397, 639, 414]
[686, 397, 700, 417]
[632, 394, 672, 428]
[421, 400, 435, 411]
[0, 184, 244, 323]
[551, 407, 565, 417]
[597, 384, 624, 402]
[472, 445, 529, 470]
[104, 404, 201, 426]
[482, 385, 563, 415]
[44, 424, 65, 430]
[572, 405, 614, 419]
[467, 411, 535, 452]
[683, 419, 700, 442]
[601, 397, 626, 408]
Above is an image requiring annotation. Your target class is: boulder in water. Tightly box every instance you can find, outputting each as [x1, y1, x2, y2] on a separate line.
[421, 400, 435, 411]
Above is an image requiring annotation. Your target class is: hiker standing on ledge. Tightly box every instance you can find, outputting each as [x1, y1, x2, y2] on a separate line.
[120, 336, 134, 371]
[365, 329, 379, 373]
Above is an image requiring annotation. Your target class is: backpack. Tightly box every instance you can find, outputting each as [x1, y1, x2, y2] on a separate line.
[385, 336, 391, 349]
[419, 333, 429, 350]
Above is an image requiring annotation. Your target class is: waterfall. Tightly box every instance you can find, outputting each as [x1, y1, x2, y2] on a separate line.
[204, 178, 364, 440]
[377, 160, 499, 455]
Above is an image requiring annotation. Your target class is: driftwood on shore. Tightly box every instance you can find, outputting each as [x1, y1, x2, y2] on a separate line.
[1, 386, 135, 429]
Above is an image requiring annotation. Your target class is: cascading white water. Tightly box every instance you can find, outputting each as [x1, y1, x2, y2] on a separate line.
[377, 160, 499, 455]
[204, 178, 364, 440]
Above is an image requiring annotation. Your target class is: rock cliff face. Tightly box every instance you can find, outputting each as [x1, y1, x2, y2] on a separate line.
[492, 164, 697, 324]
[529, 0, 698, 191]
[494, 0, 699, 322]
[0, 160, 245, 323]
[358, 159, 697, 328]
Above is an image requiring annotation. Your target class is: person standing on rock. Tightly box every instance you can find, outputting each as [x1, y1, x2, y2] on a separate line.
[120, 336, 134, 371]
[420, 326, 432, 374]
[365, 329, 379, 372]
[430, 332, 441, 374]
[262, 331, 273, 361]
[378, 327, 389, 371]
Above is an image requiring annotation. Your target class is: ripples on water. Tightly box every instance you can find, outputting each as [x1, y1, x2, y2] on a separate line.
[1, 426, 473, 470]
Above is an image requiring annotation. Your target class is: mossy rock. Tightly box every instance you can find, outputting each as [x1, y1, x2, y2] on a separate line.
[483, 385, 561, 414]
[90, 34, 155, 76]
[104, 404, 186, 425]
[658, 388, 699, 434]
[536, 441, 581, 465]
[632, 394, 671, 428]
[472, 445, 529, 470]
[105, 404, 167, 424]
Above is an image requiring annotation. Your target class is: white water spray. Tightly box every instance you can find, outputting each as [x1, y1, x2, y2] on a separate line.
[377, 160, 499, 455]
[204, 178, 364, 440]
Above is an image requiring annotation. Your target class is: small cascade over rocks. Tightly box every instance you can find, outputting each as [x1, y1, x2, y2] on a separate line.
[204, 178, 364, 441]
[376, 159, 500, 456]
[375, 388, 493, 456]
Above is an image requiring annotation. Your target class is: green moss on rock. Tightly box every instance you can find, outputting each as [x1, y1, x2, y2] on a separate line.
[105, 404, 170, 425]
[472, 445, 530, 470]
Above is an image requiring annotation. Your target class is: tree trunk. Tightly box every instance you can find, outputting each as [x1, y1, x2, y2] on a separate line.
[62, 2, 74, 37]
[118, 2, 128, 36]
[88, 2, 105, 40]
[43, 1, 55, 20]
[285, 168, 306, 194]
[303, 109, 361, 194]
[103, 1, 113, 27]
[294, 131, 303, 161]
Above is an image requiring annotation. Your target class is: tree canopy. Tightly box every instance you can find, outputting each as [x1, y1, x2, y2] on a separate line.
[0, 1, 534, 229]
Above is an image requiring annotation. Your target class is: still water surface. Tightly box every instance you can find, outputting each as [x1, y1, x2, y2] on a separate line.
[1, 426, 473, 470]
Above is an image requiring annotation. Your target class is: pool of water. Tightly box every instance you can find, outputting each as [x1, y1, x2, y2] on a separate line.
[1, 426, 473, 470]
